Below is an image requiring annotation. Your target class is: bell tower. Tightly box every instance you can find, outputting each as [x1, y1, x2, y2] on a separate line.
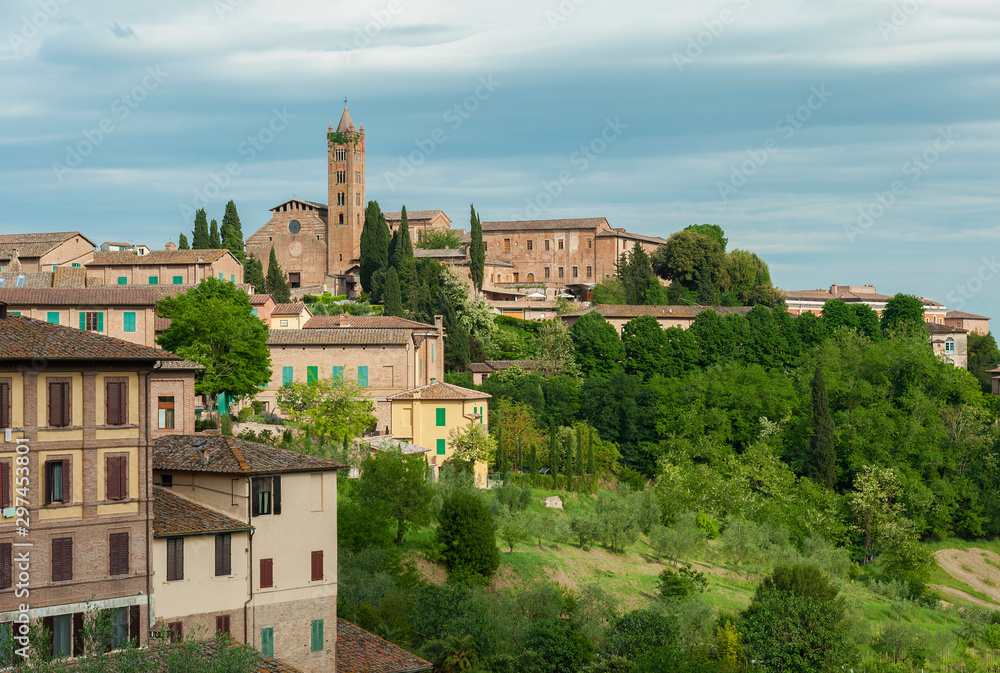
[327, 103, 365, 278]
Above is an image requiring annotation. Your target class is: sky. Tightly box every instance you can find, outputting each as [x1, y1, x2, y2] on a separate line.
[1, 0, 999, 317]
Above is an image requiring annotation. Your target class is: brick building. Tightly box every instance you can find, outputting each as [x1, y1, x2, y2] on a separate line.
[560, 304, 753, 336]
[86, 249, 244, 288]
[945, 310, 990, 336]
[0, 232, 96, 273]
[384, 210, 451, 243]
[0, 308, 178, 656]
[782, 284, 948, 323]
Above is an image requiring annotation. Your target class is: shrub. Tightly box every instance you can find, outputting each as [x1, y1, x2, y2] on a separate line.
[755, 563, 839, 605]
[657, 564, 707, 600]
[220, 413, 233, 436]
[601, 609, 679, 661]
[525, 618, 594, 673]
[437, 492, 501, 583]
[696, 512, 719, 539]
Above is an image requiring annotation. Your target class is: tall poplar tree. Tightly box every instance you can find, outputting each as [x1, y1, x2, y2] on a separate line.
[265, 248, 291, 303]
[469, 204, 485, 294]
[805, 367, 836, 490]
[220, 200, 245, 262]
[191, 209, 210, 249]
[178, 233, 190, 250]
[209, 219, 222, 249]
[360, 200, 390, 293]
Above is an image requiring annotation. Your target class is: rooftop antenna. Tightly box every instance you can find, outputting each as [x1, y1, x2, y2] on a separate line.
[344, 97, 348, 108]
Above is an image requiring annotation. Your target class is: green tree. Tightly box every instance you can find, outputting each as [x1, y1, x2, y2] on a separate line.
[805, 367, 836, 489]
[437, 491, 501, 582]
[651, 230, 727, 292]
[820, 298, 856, 331]
[360, 200, 390, 293]
[392, 206, 414, 269]
[726, 248, 770, 303]
[416, 228, 463, 249]
[156, 277, 271, 411]
[524, 618, 594, 673]
[449, 422, 497, 465]
[622, 314, 667, 380]
[596, 489, 642, 553]
[177, 233, 190, 250]
[536, 318, 581, 377]
[602, 610, 679, 661]
[968, 331, 1000, 393]
[881, 293, 925, 335]
[357, 448, 434, 544]
[851, 303, 881, 340]
[695, 258, 718, 305]
[209, 218, 222, 248]
[569, 311, 625, 377]
[441, 294, 470, 372]
[220, 199, 245, 263]
[243, 254, 265, 293]
[383, 267, 404, 317]
[619, 243, 656, 305]
[191, 208, 210, 249]
[469, 204, 485, 294]
[265, 247, 291, 303]
[683, 223, 727, 252]
[275, 378, 376, 445]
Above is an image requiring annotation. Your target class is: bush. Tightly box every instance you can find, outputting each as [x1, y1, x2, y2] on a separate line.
[616, 466, 647, 492]
[657, 564, 707, 600]
[524, 618, 594, 673]
[437, 491, 501, 583]
[601, 609, 679, 661]
[696, 512, 719, 539]
[756, 563, 839, 604]
[220, 413, 233, 436]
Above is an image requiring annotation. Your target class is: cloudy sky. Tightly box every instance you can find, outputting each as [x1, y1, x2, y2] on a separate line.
[2, 0, 998, 317]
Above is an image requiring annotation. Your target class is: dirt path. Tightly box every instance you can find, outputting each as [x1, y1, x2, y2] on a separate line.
[934, 548, 1000, 606]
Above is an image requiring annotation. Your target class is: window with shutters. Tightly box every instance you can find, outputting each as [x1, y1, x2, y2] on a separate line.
[436, 408, 446, 426]
[167, 622, 183, 643]
[166, 538, 184, 581]
[84, 312, 101, 331]
[437, 438, 446, 455]
[117, 277, 127, 285]
[109, 532, 129, 575]
[260, 558, 274, 588]
[307, 366, 318, 384]
[310, 619, 324, 652]
[148, 276, 158, 285]
[45, 459, 70, 504]
[251, 476, 281, 516]
[216, 615, 231, 635]
[106, 456, 127, 501]
[1, 461, 10, 510]
[106, 378, 127, 425]
[158, 397, 175, 429]
[586, 265, 592, 278]
[123, 311, 136, 332]
[558, 267, 564, 278]
[0, 378, 10, 429]
[527, 240, 533, 251]
[172, 276, 183, 285]
[357, 366, 368, 387]
[261, 627, 274, 656]
[558, 239, 564, 250]
[1, 542, 11, 589]
[332, 366, 343, 385]
[544, 267, 550, 279]
[47, 379, 71, 427]
[281, 366, 293, 385]
[47, 311, 60, 324]
[215, 534, 232, 576]
[311, 550, 324, 581]
[52, 537, 73, 582]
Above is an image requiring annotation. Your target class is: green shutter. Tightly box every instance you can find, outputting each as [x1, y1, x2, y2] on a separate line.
[117, 276, 127, 285]
[310, 619, 324, 652]
[436, 408, 446, 426]
[282, 366, 293, 386]
[307, 366, 318, 384]
[8, 311, 19, 316]
[431, 343, 435, 363]
[358, 366, 368, 387]
[261, 627, 274, 656]
[124, 312, 136, 332]
[79, 312, 86, 330]
[332, 366, 343, 385]
[148, 276, 158, 285]
[252, 307, 258, 317]
[47, 312, 59, 325]
[173, 276, 183, 285]
[219, 273, 224, 280]
[437, 439, 446, 455]
[97, 312, 104, 332]
[231, 274, 236, 282]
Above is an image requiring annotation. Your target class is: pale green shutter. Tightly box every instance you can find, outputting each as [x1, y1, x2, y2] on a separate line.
[97, 312, 104, 332]
[79, 312, 86, 330]
[261, 627, 274, 656]
[310, 619, 324, 652]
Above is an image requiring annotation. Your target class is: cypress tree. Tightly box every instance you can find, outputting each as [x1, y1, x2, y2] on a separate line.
[576, 439, 585, 486]
[387, 229, 399, 272]
[394, 206, 414, 268]
[209, 219, 222, 249]
[191, 209, 210, 249]
[587, 428, 595, 475]
[530, 444, 538, 486]
[695, 258, 717, 306]
[806, 367, 836, 489]
[360, 200, 390, 293]
[496, 428, 505, 474]
[221, 200, 245, 262]
[265, 247, 291, 303]
[441, 293, 470, 372]
[244, 255, 265, 292]
[564, 432, 575, 490]
[517, 436, 523, 474]
[383, 267, 403, 317]
[469, 204, 484, 294]
[178, 233, 190, 250]
[549, 423, 560, 488]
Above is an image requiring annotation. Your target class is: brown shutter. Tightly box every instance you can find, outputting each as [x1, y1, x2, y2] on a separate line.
[42, 617, 53, 650]
[260, 558, 273, 588]
[63, 538, 72, 580]
[62, 383, 70, 427]
[129, 605, 140, 645]
[120, 456, 128, 500]
[177, 538, 183, 579]
[215, 535, 223, 577]
[0, 542, 11, 589]
[121, 533, 130, 574]
[311, 550, 323, 581]
[272, 476, 281, 515]
[166, 540, 174, 580]
[47, 382, 55, 426]
[62, 459, 70, 504]
[52, 538, 61, 581]
[72, 612, 84, 656]
[0, 381, 9, 428]
[109, 534, 117, 575]
[106, 456, 115, 501]
[1, 462, 9, 509]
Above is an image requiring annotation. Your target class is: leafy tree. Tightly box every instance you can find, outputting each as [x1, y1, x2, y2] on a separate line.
[726, 248, 771, 303]
[424, 634, 479, 673]
[683, 224, 727, 252]
[469, 204, 485, 294]
[265, 247, 291, 303]
[850, 303, 881, 340]
[449, 421, 497, 464]
[755, 563, 840, 604]
[649, 511, 706, 565]
[569, 510, 599, 548]
[881, 293, 925, 334]
[497, 513, 529, 553]
[695, 258, 718, 306]
[191, 208, 210, 249]
[622, 314, 668, 380]
[276, 378, 376, 444]
[208, 218, 222, 248]
[595, 489, 641, 553]
[523, 618, 594, 673]
[805, 367, 836, 489]
[243, 254, 265, 293]
[618, 243, 657, 305]
[437, 491, 501, 583]
[656, 563, 707, 599]
[968, 331, 1000, 393]
[156, 277, 270, 410]
[590, 276, 627, 305]
[383, 267, 403, 317]
[848, 465, 911, 564]
[417, 228, 464, 249]
[177, 233, 190, 250]
[820, 298, 856, 331]
[220, 199, 245, 262]
[651, 230, 726, 292]
[536, 319, 581, 377]
[569, 311, 625, 377]
[360, 200, 390, 293]
[602, 610, 679, 661]
[357, 448, 434, 544]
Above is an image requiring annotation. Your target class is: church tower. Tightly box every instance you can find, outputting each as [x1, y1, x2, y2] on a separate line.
[327, 104, 365, 278]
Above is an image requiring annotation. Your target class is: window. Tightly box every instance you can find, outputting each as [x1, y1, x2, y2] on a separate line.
[106, 378, 127, 425]
[14, 275, 25, 287]
[1, 542, 11, 590]
[251, 476, 281, 516]
[946, 338, 955, 354]
[355, 172, 361, 184]
[337, 192, 345, 205]
[215, 534, 231, 576]
[436, 439, 446, 455]
[45, 460, 69, 504]
[282, 366, 293, 385]
[587, 239, 592, 249]
[544, 267, 550, 279]
[358, 366, 368, 387]
[545, 240, 550, 251]
[573, 266, 578, 278]
[252, 307, 258, 317]
[260, 559, 274, 588]
[216, 615, 231, 635]
[310, 619, 324, 652]
[123, 312, 136, 332]
[336, 148, 345, 161]
[52, 537, 73, 582]
[109, 532, 129, 575]
[527, 273, 535, 282]
[336, 171, 345, 184]
[436, 408, 446, 426]
[307, 366, 318, 384]
[431, 343, 435, 363]
[0, 378, 10, 429]
[167, 622, 183, 643]
[218, 273, 224, 281]
[1, 461, 10, 510]
[558, 267, 564, 278]
[166, 538, 184, 581]
[339, 214, 344, 224]
[356, 194, 361, 206]
[160, 474, 173, 488]
[106, 456, 128, 500]
[81, 312, 104, 331]
[158, 397, 175, 429]
[332, 366, 343, 384]
[513, 272, 519, 282]
[586, 266, 592, 278]
[527, 240, 533, 251]
[558, 240, 564, 250]
[288, 272, 300, 288]
[148, 276, 158, 285]
[117, 277, 127, 285]
[47, 311, 60, 324]
[503, 239, 510, 251]
[109, 606, 139, 649]
[50, 614, 73, 656]
[279, 319, 289, 327]
[261, 627, 274, 656]
[311, 550, 324, 581]
[355, 151, 361, 161]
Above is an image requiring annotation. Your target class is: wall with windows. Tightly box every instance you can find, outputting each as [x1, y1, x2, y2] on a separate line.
[85, 255, 244, 287]
[4, 305, 158, 346]
[149, 368, 197, 439]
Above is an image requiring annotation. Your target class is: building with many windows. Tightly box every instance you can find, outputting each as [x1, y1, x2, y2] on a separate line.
[85, 248, 244, 288]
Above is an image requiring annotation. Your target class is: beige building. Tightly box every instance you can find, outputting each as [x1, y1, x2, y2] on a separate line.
[0, 307, 178, 656]
[271, 304, 313, 330]
[388, 381, 491, 487]
[945, 310, 990, 336]
[926, 322, 968, 368]
[0, 232, 96, 273]
[385, 210, 452, 243]
[560, 304, 753, 336]
[152, 435, 341, 673]
[783, 284, 948, 323]
[86, 249, 244, 287]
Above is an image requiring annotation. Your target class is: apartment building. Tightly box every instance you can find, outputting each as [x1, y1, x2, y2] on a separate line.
[86, 249, 244, 287]
[0, 232, 96, 273]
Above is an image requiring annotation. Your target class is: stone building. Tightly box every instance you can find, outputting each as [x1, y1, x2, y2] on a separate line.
[0, 232, 96, 273]
[86, 249, 244, 287]
[385, 210, 451, 242]
[945, 310, 990, 336]
[926, 322, 968, 368]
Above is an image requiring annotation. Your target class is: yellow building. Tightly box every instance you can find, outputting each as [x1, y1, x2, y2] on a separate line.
[388, 382, 491, 487]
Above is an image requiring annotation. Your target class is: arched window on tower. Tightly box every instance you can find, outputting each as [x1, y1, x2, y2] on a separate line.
[339, 214, 344, 224]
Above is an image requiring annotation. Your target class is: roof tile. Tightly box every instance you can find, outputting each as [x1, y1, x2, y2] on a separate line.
[303, 315, 435, 330]
[388, 381, 490, 401]
[337, 619, 433, 673]
[154, 435, 344, 474]
[0, 313, 179, 361]
[267, 328, 412, 346]
[90, 249, 231, 266]
[153, 486, 252, 537]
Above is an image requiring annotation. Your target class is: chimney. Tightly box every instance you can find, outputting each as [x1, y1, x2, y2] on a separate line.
[165, 241, 177, 252]
[434, 314, 444, 331]
[830, 284, 839, 295]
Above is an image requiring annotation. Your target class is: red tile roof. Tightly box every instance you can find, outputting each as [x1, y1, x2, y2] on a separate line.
[384, 210, 449, 223]
[482, 217, 610, 232]
[388, 381, 490, 401]
[0, 313, 179, 361]
[154, 435, 344, 474]
[303, 315, 434, 330]
[0, 232, 94, 260]
[250, 294, 274, 304]
[337, 619, 432, 673]
[267, 328, 412, 346]
[152, 486, 253, 537]
[925, 323, 967, 335]
[90, 249, 232, 265]
[0, 285, 199, 305]
[946, 310, 989, 320]
[271, 303, 311, 316]
[560, 304, 752, 319]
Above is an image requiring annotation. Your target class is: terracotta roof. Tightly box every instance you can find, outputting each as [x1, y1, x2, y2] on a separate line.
[0, 314, 180, 361]
[337, 106, 356, 133]
[784, 286, 945, 308]
[467, 362, 492, 373]
[154, 435, 345, 474]
[946, 310, 989, 320]
[0, 285, 205, 306]
[156, 357, 205, 370]
[90, 249, 231, 266]
[595, 228, 669, 245]
[53, 267, 87, 288]
[388, 381, 491, 401]
[65, 639, 303, 672]
[103, 241, 133, 248]
[269, 198, 328, 212]
[384, 210, 449, 223]
[303, 315, 434, 330]
[153, 486, 252, 537]
[250, 294, 274, 304]
[267, 328, 411, 346]
[925, 323, 967, 335]
[0, 271, 55, 288]
[337, 618, 433, 673]
[413, 248, 467, 259]
[560, 304, 752, 319]
[271, 303, 311, 316]
[481, 218, 609, 232]
[0, 232, 93, 260]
